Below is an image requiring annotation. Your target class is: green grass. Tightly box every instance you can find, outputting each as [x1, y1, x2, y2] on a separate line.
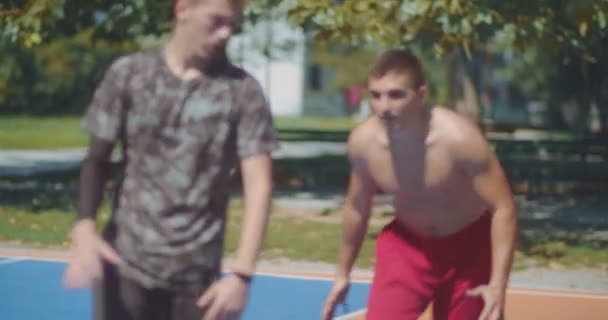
[516, 235, 608, 270]
[224, 202, 380, 268]
[0, 116, 87, 149]
[0, 203, 112, 248]
[0, 207, 74, 247]
[1, 201, 607, 270]
[0, 200, 376, 269]
[274, 117, 356, 132]
[0, 116, 356, 150]
[2, 115, 593, 150]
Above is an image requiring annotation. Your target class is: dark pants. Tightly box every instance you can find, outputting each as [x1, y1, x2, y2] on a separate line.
[95, 263, 215, 320]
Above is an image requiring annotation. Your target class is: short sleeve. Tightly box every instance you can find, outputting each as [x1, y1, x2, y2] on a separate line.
[81, 57, 131, 142]
[236, 76, 280, 158]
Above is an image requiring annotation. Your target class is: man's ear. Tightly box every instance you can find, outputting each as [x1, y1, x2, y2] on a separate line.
[417, 84, 428, 101]
[174, 0, 189, 22]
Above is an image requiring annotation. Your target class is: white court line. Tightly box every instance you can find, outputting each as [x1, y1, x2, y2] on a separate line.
[0, 255, 368, 282]
[509, 288, 608, 300]
[0, 254, 65, 263]
[509, 285, 608, 295]
[334, 308, 367, 320]
[254, 272, 608, 298]
[253, 271, 372, 283]
[0, 258, 27, 265]
[329, 291, 608, 320]
[2, 254, 608, 299]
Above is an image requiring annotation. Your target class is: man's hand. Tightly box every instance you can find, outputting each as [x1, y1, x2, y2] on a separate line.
[321, 277, 350, 320]
[197, 274, 250, 320]
[62, 220, 122, 289]
[467, 284, 505, 320]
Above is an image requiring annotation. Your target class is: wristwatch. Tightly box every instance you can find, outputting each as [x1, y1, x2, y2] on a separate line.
[231, 270, 253, 283]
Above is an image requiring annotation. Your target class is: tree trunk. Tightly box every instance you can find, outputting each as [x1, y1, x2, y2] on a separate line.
[455, 73, 482, 123]
[446, 49, 459, 104]
[595, 87, 608, 134]
[596, 69, 608, 134]
[580, 57, 592, 134]
[448, 48, 483, 131]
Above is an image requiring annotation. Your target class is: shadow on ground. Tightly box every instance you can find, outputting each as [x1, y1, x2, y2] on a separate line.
[2, 165, 607, 267]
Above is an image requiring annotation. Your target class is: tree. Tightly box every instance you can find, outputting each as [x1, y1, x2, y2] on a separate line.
[285, 1, 607, 58]
[3, 0, 608, 131]
[1, 0, 173, 46]
[284, 0, 608, 131]
[4, 1, 606, 60]
[0, 28, 137, 115]
[0, 0, 284, 46]
[0, 0, 291, 116]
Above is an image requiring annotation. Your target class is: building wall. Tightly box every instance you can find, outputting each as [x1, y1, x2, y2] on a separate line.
[301, 61, 349, 117]
[227, 16, 307, 117]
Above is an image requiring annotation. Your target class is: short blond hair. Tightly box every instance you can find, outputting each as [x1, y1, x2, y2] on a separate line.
[173, 0, 247, 20]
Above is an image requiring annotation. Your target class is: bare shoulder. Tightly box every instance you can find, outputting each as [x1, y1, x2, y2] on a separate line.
[347, 118, 377, 160]
[431, 106, 491, 163]
[348, 118, 379, 171]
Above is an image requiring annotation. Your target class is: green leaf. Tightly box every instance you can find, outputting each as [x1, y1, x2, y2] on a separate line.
[474, 12, 493, 25]
[354, 1, 369, 12]
[533, 18, 545, 33]
[461, 17, 472, 35]
[598, 11, 607, 29]
[29, 32, 41, 44]
[578, 20, 589, 36]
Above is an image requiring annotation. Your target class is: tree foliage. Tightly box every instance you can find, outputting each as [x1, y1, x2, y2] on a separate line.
[2, 0, 608, 131]
[285, 0, 608, 59]
[3, 1, 607, 57]
[282, 0, 608, 131]
[0, 0, 287, 46]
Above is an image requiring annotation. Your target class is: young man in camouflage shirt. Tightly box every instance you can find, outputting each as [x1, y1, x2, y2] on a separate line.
[62, 1, 279, 319]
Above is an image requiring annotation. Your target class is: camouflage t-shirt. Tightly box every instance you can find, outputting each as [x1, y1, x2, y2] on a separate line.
[82, 48, 279, 290]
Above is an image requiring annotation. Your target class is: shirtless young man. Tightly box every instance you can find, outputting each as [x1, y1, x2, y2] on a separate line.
[322, 49, 518, 320]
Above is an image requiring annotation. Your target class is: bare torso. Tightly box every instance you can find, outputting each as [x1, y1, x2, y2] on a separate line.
[361, 107, 487, 237]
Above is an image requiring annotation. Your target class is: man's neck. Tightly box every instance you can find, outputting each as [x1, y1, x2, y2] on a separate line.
[163, 36, 226, 81]
[387, 106, 431, 137]
[163, 38, 205, 81]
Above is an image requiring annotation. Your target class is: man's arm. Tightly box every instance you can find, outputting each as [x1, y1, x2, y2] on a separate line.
[461, 133, 518, 291]
[477, 152, 518, 289]
[335, 156, 376, 280]
[63, 57, 128, 289]
[75, 137, 115, 228]
[63, 137, 122, 289]
[231, 153, 273, 276]
[322, 132, 376, 320]
[197, 154, 273, 320]
[75, 56, 129, 230]
[197, 74, 278, 318]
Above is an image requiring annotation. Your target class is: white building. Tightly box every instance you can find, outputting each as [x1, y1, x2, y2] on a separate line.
[228, 13, 350, 118]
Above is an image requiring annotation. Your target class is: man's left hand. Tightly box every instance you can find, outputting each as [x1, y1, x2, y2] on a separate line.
[197, 274, 250, 320]
[467, 284, 505, 320]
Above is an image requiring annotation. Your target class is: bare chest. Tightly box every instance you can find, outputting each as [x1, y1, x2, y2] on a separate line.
[366, 143, 463, 199]
[366, 143, 484, 236]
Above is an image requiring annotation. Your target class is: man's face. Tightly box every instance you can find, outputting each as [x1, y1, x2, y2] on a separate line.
[368, 71, 426, 125]
[175, 0, 242, 60]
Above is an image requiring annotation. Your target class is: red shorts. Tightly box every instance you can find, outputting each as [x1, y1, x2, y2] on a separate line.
[367, 213, 492, 320]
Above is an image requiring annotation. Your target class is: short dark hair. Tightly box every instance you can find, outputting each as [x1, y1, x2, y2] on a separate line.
[369, 49, 425, 88]
[175, 0, 246, 11]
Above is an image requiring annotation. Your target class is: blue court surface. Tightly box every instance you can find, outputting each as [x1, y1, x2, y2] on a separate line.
[0, 257, 370, 320]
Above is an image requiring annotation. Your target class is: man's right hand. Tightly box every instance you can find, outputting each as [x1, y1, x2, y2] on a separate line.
[321, 277, 350, 320]
[62, 219, 122, 289]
